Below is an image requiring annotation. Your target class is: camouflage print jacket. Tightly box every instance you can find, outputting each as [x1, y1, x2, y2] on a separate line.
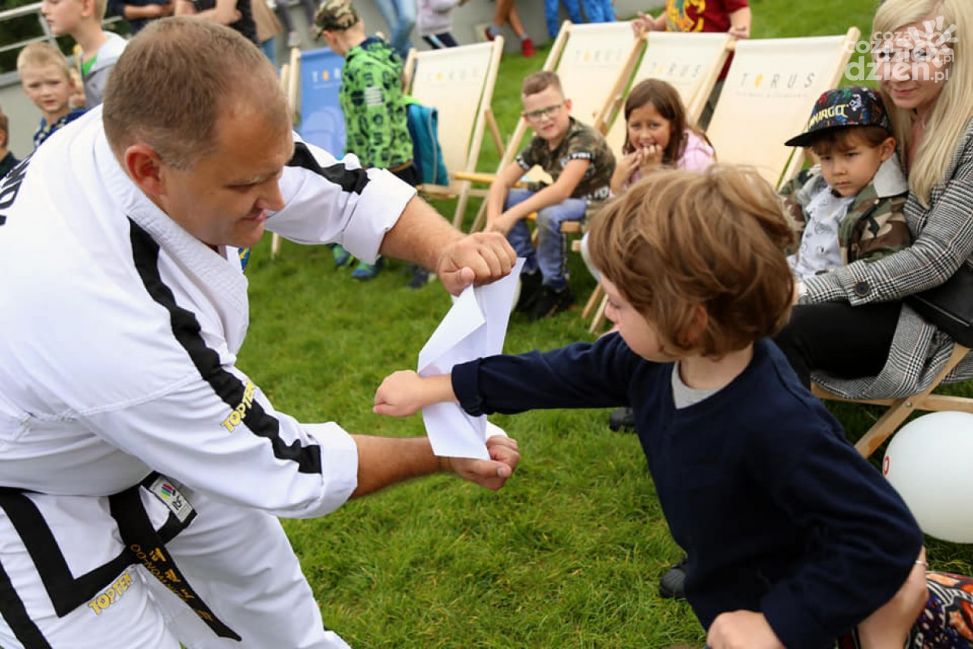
[781, 156, 912, 270]
[340, 36, 412, 169]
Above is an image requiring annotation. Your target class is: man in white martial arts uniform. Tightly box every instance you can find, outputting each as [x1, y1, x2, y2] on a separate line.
[0, 17, 520, 649]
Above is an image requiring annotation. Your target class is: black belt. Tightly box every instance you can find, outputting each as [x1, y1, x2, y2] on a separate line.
[0, 475, 240, 641]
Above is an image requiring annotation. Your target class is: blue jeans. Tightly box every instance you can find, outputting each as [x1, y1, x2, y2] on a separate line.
[544, 0, 583, 38]
[505, 188, 587, 290]
[583, 0, 616, 22]
[371, 0, 416, 60]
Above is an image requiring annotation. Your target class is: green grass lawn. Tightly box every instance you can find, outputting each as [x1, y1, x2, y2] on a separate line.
[241, 1, 973, 645]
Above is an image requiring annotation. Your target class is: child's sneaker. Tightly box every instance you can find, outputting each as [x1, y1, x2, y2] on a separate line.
[408, 265, 432, 289]
[351, 260, 380, 280]
[521, 37, 535, 58]
[484, 25, 498, 41]
[515, 271, 543, 313]
[528, 285, 573, 320]
[331, 244, 351, 267]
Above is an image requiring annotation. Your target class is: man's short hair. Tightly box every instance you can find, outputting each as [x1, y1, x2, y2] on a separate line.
[16, 42, 72, 79]
[521, 71, 562, 98]
[588, 166, 795, 357]
[103, 17, 288, 169]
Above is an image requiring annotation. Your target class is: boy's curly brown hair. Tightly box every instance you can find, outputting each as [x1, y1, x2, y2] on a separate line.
[587, 166, 795, 357]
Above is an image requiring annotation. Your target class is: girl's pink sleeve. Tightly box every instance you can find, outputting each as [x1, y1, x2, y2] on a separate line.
[677, 131, 716, 172]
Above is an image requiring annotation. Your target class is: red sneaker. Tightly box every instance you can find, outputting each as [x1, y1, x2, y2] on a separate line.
[521, 37, 535, 57]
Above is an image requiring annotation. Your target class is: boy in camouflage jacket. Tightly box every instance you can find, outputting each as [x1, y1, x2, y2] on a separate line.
[782, 87, 911, 282]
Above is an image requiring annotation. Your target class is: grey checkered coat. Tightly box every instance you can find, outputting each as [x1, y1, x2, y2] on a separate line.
[802, 119, 973, 399]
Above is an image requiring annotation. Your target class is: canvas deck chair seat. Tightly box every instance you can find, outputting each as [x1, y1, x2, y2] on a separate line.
[705, 29, 861, 188]
[812, 344, 973, 458]
[582, 31, 733, 331]
[455, 20, 642, 233]
[402, 39, 505, 227]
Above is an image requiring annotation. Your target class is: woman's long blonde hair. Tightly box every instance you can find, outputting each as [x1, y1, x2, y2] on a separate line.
[873, 0, 973, 206]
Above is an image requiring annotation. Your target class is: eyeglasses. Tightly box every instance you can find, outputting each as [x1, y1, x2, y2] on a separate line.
[522, 102, 565, 122]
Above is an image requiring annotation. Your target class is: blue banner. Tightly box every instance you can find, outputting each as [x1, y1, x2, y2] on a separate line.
[297, 47, 346, 157]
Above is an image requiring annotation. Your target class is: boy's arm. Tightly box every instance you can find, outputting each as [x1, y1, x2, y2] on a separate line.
[727, 6, 751, 39]
[374, 371, 455, 417]
[489, 159, 590, 235]
[486, 161, 527, 226]
[179, 0, 241, 25]
[842, 195, 913, 265]
[120, 1, 173, 19]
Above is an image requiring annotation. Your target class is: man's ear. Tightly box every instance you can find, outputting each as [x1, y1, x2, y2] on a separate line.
[563, 98, 573, 114]
[124, 143, 167, 199]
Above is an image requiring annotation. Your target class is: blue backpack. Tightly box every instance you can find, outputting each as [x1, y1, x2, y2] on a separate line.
[405, 99, 449, 185]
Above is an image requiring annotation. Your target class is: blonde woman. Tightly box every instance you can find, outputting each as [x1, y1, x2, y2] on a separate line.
[776, 0, 973, 402]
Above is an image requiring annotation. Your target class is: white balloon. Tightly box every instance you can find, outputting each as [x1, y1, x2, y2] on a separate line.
[883, 411, 973, 544]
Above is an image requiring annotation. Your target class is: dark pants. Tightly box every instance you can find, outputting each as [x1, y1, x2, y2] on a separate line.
[422, 33, 458, 49]
[773, 301, 902, 387]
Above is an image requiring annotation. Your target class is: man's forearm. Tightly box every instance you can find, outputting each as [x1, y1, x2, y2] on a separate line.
[378, 196, 462, 270]
[350, 435, 442, 498]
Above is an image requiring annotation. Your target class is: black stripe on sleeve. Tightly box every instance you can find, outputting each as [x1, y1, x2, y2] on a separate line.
[0, 558, 53, 649]
[128, 221, 322, 474]
[287, 141, 370, 195]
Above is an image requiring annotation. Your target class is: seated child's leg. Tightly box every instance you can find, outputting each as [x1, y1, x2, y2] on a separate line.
[535, 198, 586, 289]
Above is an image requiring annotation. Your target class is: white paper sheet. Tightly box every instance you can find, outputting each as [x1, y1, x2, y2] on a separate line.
[418, 259, 524, 459]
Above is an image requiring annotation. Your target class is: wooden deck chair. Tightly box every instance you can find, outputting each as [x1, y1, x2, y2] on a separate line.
[586, 29, 861, 333]
[402, 39, 506, 227]
[705, 28, 861, 188]
[458, 20, 642, 233]
[602, 31, 732, 156]
[812, 345, 973, 458]
[583, 31, 733, 331]
[271, 47, 302, 259]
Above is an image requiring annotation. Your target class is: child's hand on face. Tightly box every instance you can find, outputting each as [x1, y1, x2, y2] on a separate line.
[374, 370, 429, 417]
[610, 150, 643, 193]
[638, 145, 663, 171]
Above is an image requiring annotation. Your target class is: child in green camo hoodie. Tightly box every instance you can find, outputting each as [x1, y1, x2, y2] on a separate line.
[316, 0, 420, 281]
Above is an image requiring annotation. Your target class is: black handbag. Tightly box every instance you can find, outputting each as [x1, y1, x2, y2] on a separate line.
[906, 264, 973, 347]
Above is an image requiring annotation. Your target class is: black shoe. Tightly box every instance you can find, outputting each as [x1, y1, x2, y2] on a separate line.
[659, 557, 688, 599]
[515, 271, 543, 313]
[608, 407, 635, 432]
[528, 285, 574, 321]
[408, 265, 432, 289]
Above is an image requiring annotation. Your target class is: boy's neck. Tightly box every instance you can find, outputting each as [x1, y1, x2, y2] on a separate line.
[0, 145, 8, 159]
[74, 22, 109, 60]
[43, 106, 72, 128]
[678, 344, 754, 391]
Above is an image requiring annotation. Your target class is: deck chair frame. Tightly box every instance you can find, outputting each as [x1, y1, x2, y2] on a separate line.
[271, 47, 302, 259]
[402, 39, 506, 228]
[583, 31, 734, 331]
[813, 345, 973, 458]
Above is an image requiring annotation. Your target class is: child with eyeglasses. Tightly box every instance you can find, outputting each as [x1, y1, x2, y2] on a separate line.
[485, 71, 615, 320]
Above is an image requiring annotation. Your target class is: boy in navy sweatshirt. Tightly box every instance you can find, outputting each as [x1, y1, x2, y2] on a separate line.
[375, 166, 929, 649]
